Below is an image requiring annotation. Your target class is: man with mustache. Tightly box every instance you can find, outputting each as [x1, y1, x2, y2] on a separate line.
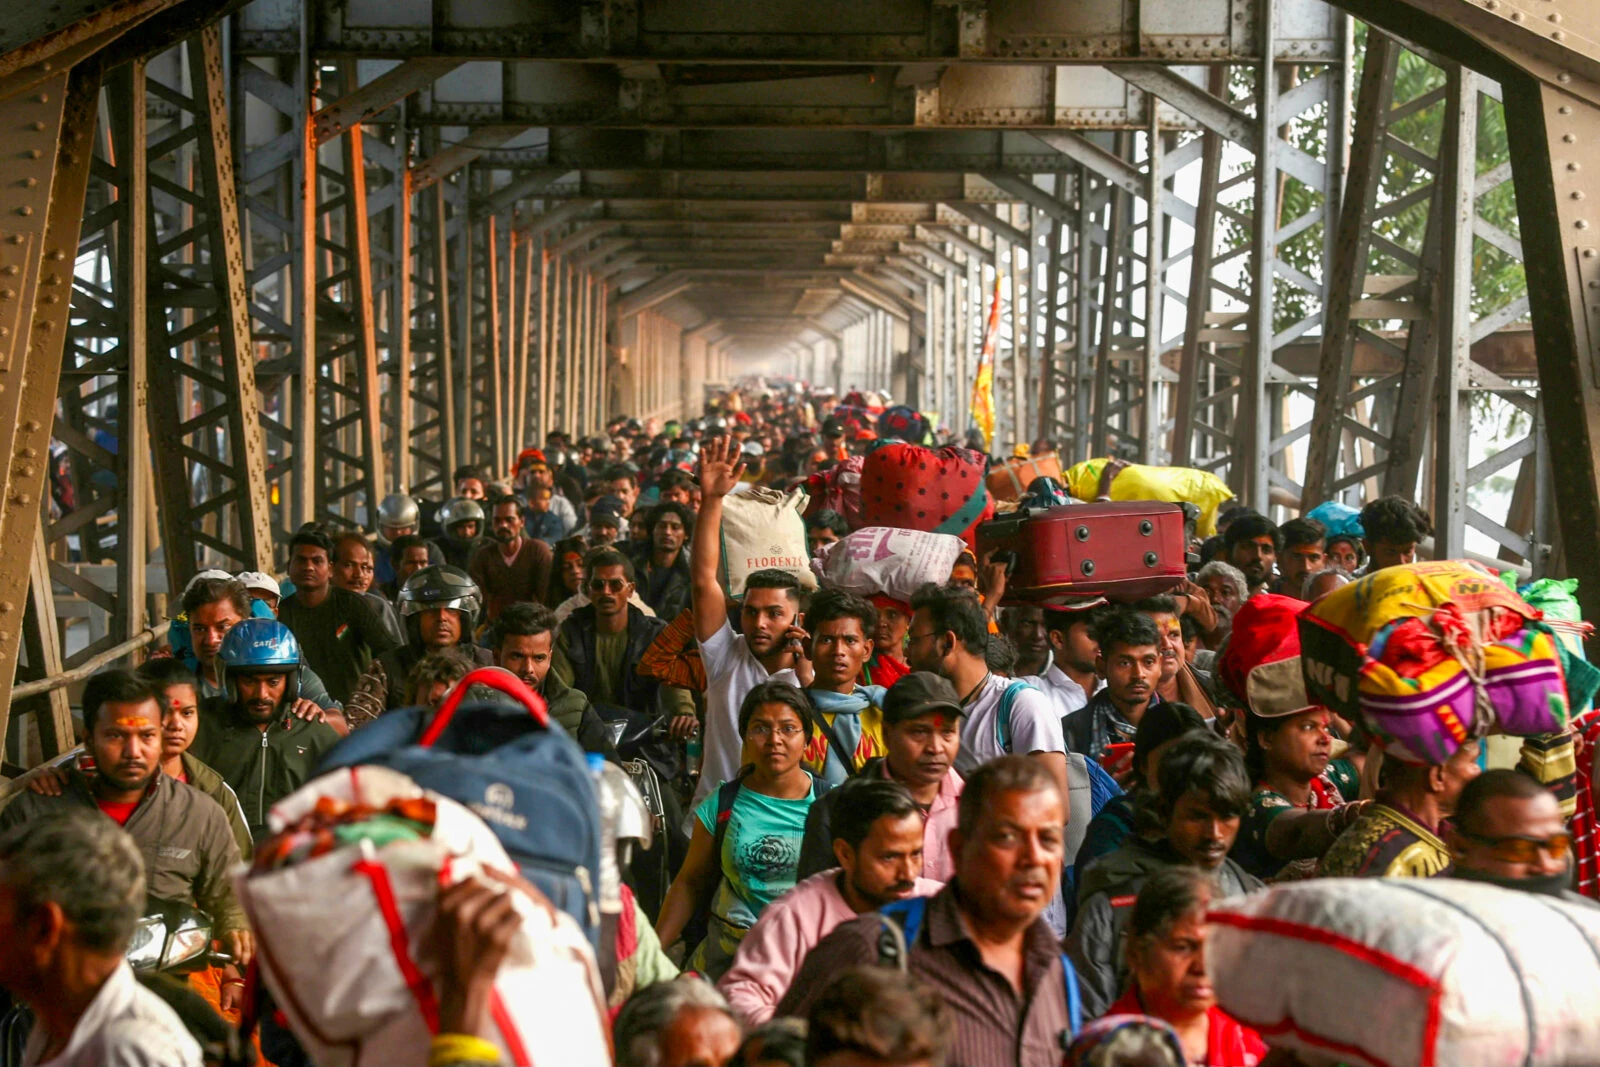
[796, 672, 966, 883]
[190, 619, 342, 842]
[1065, 730, 1260, 1019]
[776, 756, 1075, 1066]
[553, 547, 698, 778]
[1067, 610, 1165, 770]
[1133, 595, 1217, 721]
[0, 670, 251, 970]
[719, 778, 942, 1025]
[468, 493, 554, 623]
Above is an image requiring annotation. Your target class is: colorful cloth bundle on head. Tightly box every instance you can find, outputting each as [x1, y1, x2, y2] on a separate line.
[1299, 561, 1571, 765]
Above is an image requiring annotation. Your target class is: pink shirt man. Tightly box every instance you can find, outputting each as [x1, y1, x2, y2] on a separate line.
[719, 869, 944, 1025]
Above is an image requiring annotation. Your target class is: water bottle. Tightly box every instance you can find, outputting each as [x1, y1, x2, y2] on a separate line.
[685, 724, 703, 783]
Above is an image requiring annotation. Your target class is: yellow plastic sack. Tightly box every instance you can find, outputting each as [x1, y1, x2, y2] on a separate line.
[1064, 460, 1236, 536]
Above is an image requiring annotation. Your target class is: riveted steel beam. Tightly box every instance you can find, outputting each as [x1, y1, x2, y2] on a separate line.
[0, 62, 99, 757]
[147, 27, 274, 584]
[310, 57, 463, 146]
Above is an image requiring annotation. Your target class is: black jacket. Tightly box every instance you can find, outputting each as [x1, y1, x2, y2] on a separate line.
[560, 605, 677, 775]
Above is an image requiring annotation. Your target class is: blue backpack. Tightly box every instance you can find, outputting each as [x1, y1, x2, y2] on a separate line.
[875, 896, 1082, 1038]
[318, 668, 603, 951]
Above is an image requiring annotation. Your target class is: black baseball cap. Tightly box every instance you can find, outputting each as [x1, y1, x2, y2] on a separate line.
[883, 671, 965, 726]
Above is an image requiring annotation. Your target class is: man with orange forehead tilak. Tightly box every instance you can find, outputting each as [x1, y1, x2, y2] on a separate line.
[796, 672, 966, 884]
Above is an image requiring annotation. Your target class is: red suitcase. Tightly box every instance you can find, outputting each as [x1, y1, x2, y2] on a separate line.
[977, 501, 1187, 604]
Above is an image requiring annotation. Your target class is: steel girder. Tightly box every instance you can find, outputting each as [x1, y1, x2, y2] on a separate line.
[229, 0, 1342, 64]
[145, 27, 275, 586]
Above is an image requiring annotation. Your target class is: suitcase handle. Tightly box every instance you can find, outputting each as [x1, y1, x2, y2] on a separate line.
[419, 667, 550, 746]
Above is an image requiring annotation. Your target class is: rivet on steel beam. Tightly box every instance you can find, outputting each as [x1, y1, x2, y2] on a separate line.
[1584, 248, 1598, 258]
[1566, 134, 1578, 143]
[25, 150, 40, 159]
[1578, 220, 1590, 230]
[1548, 11, 1561, 21]
[0, 602, 12, 614]
[28, 122, 43, 132]
[1571, 162, 1583, 172]
[9, 494, 28, 506]
[17, 447, 32, 458]
[46, 250, 62, 261]
[20, 178, 35, 188]
[16, 465, 32, 478]
[1510, 10, 1522, 19]
[1577, 191, 1588, 200]
[41, 294, 56, 304]
[22, 421, 36, 432]
[14, 207, 30, 217]
[1558, 73, 1572, 84]
[1553, 31, 1565, 40]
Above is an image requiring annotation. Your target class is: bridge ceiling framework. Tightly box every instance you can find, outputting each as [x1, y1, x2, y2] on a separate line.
[0, 0, 1597, 758]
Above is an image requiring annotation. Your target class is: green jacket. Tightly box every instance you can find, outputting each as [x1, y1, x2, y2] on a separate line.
[541, 674, 621, 762]
[191, 700, 341, 842]
[0, 768, 247, 934]
[180, 752, 254, 859]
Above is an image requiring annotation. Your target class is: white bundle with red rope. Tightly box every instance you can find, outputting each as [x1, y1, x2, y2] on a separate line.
[236, 765, 610, 1067]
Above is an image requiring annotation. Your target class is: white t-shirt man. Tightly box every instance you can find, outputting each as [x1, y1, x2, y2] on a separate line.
[692, 619, 801, 806]
[25, 960, 201, 1067]
[1020, 660, 1105, 725]
[954, 672, 1066, 773]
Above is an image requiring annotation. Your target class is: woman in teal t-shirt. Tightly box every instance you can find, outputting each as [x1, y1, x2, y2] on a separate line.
[656, 681, 822, 981]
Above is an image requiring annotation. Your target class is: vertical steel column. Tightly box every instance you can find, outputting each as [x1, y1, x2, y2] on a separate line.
[1432, 69, 1478, 558]
[55, 60, 150, 663]
[539, 243, 553, 436]
[597, 280, 609, 427]
[1141, 116, 1167, 465]
[0, 62, 100, 750]
[146, 29, 275, 583]
[1171, 69, 1228, 469]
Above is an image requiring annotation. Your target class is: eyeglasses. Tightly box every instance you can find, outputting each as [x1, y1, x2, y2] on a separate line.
[906, 631, 939, 644]
[747, 722, 805, 739]
[1457, 829, 1572, 863]
[588, 577, 627, 593]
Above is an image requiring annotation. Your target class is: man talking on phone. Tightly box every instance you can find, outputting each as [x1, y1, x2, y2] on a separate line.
[690, 435, 810, 806]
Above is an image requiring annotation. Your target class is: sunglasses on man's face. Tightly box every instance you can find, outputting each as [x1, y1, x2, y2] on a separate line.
[588, 577, 627, 593]
[1457, 829, 1572, 864]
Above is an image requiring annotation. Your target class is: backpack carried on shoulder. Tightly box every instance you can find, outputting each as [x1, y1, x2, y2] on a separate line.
[318, 668, 603, 950]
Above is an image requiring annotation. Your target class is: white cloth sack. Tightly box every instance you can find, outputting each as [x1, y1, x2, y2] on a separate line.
[1208, 877, 1600, 1067]
[719, 486, 817, 595]
[236, 766, 610, 1067]
[811, 527, 966, 602]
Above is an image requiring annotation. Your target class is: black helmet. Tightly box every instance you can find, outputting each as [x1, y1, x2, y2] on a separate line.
[398, 565, 482, 641]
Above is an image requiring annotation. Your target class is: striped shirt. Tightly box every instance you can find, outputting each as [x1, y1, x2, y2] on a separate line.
[775, 882, 1071, 1066]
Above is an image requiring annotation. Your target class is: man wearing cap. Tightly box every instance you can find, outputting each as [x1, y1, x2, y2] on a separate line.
[584, 496, 628, 547]
[796, 671, 966, 884]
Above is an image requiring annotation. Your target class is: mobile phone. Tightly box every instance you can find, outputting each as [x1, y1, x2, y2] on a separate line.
[1099, 742, 1135, 770]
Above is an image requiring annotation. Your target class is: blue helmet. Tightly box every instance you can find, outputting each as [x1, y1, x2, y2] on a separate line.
[219, 618, 301, 704]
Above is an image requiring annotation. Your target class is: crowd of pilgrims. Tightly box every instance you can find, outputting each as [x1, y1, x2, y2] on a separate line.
[0, 378, 1589, 1067]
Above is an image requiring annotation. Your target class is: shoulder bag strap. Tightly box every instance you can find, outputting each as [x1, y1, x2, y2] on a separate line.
[804, 690, 862, 778]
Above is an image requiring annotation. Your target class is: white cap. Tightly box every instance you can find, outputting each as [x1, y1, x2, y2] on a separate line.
[182, 568, 234, 595]
[236, 571, 281, 597]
